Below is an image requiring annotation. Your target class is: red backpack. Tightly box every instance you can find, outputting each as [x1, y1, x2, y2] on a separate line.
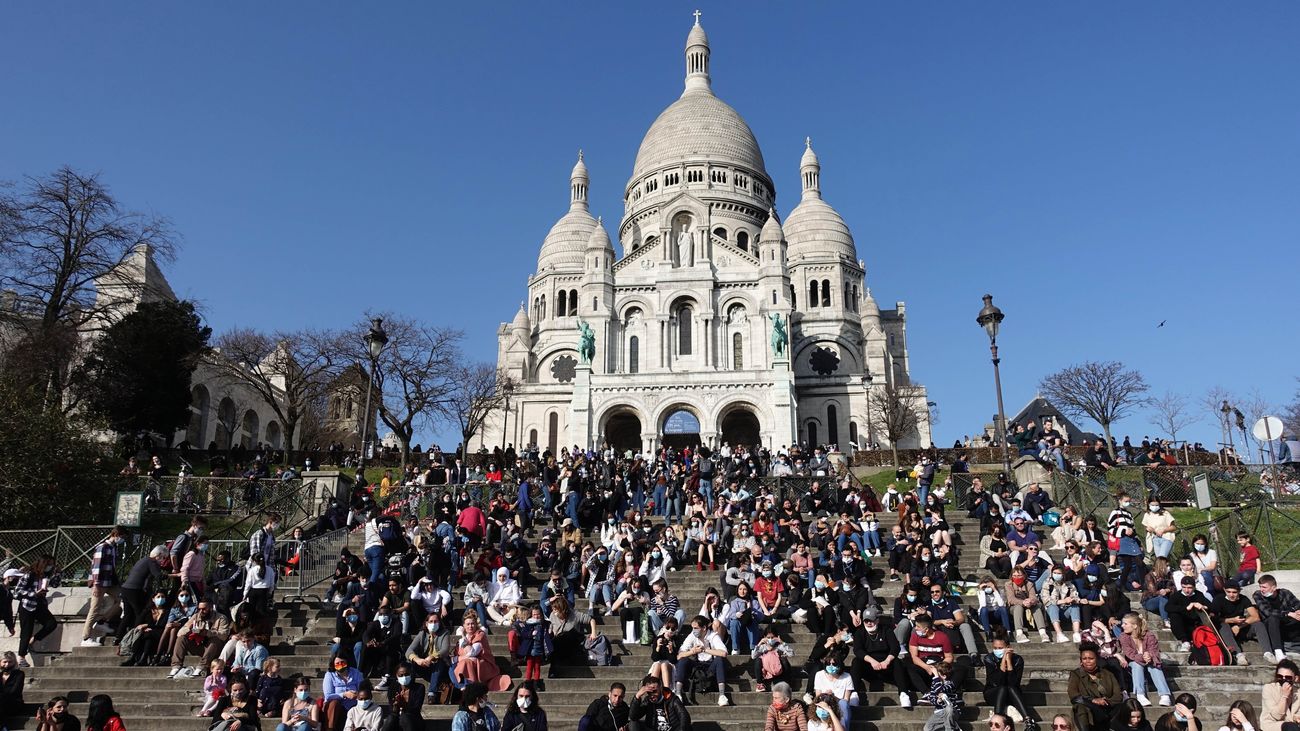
[1189, 625, 1229, 666]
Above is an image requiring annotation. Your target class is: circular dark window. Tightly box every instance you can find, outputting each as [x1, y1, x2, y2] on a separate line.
[810, 347, 840, 376]
[550, 354, 577, 383]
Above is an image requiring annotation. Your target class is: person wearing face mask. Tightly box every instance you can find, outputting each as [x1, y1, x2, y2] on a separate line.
[119, 590, 170, 666]
[1141, 501, 1176, 559]
[1006, 566, 1051, 644]
[501, 684, 547, 731]
[33, 695, 79, 731]
[754, 561, 789, 624]
[1251, 575, 1300, 665]
[893, 586, 929, 650]
[404, 614, 452, 704]
[1043, 567, 1084, 644]
[211, 679, 261, 731]
[926, 583, 981, 659]
[981, 633, 1029, 725]
[977, 578, 1012, 637]
[209, 550, 248, 615]
[361, 609, 402, 691]
[80, 527, 127, 647]
[724, 583, 760, 654]
[277, 678, 320, 731]
[673, 615, 732, 706]
[1106, 494, 1143, 591]
[1188, 534, 1220, 594]
[342, 684, 384, 731]
[1153, 693, 1202, 731]
[169, 600, 230, 678]
[834, 573, 872, 629]
[379, 663, 424, 731]
[178, 536, 209, 601]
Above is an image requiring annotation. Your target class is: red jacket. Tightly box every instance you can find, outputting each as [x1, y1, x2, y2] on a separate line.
[457, 506, 487, 538]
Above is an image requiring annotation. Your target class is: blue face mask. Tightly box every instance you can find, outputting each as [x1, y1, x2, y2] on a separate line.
[992, 648, 1005, 659]
[815, 707, 831, 720]
[814, 581, 827, 590]
[397, 675, 412, 687]
[1174, 712, 1188, 723]
[825, 665, 839, 675]
[358, 699, 372, 710]
[296, 690, 309, 701]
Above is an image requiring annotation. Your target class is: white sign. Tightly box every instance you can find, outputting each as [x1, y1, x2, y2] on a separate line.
[1253, 415, 1285, 442]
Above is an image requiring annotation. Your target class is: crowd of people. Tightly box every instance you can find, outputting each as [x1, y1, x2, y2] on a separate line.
[5, 439, 1300, 731]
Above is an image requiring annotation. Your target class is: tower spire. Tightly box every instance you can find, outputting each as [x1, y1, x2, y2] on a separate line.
[570, 150, 589, 211]
[800, 137, 821, 200]
[684, 11, 712, 95]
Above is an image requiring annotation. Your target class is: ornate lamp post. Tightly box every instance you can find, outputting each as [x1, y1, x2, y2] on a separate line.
[359, 317, 388, 474]
[861, 371, 875, 451]
[500, 381, 515, 453]
[976, 294, 1011, 477]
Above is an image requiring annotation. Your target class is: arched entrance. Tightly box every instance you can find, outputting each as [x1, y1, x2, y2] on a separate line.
[661, 407, 701, 450]
[719, 408, 761, 449]
[604, 411, 642, 454]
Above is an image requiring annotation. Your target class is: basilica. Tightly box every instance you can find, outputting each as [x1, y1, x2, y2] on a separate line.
[482, 14, 930, 456]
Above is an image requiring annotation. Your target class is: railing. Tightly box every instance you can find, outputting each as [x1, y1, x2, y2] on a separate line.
[850, 445, 1244, 469]
[1049, 464, 1293, 509]
[132, 475, 308, 516]
[204, 477, 324, 541]
[0, 526, 156, 582]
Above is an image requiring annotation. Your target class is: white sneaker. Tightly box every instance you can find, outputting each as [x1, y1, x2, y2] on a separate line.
[730, 649, 738, 655]
[1056, 633, 1070, 643]
[717, 694, 730, 706]
[1007, 706, 1023, 724]
[1237, 654, 1250, 666]
[900, 692, 912, 708]
[1015, 630, 1029, 643]
[1072, 632, 1081, 643]
[168, 666, 184, 678]
[1265, 651, 1279, 664]
[1137, 694, 1152, 707]
[1039, 630, 1051, 643]
[1178, 641, 1191, 652]
[80, 638, 101, 647]
[1159, 695, 1171, 707]
[187, 666, 203, 678]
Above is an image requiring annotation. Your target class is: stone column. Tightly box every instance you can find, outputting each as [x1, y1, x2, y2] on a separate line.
[569, 364, 593, 450]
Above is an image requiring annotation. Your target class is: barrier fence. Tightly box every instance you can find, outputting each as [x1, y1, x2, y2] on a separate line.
[0, 526, 155, 582]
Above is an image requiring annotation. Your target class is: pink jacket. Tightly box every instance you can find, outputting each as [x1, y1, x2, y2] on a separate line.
[1118, 631, 1163, 668]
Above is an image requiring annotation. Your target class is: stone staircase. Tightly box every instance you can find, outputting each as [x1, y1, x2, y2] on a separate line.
[13, 518, 1269, 730]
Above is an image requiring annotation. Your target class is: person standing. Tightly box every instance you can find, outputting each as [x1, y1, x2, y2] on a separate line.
[81, 527, 127, 646]
[14, 555, 60, 667]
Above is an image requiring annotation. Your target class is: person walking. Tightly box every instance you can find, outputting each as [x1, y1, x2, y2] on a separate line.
[81, 527, 127, 647]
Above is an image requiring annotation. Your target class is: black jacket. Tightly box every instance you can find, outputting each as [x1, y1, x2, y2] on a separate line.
[627, 692, 690, 731]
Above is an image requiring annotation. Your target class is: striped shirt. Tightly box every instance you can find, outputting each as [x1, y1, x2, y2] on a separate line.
[89, 541, 121, 588]
[650, 592, 680, 618]
[1106, 507, 1135, 539]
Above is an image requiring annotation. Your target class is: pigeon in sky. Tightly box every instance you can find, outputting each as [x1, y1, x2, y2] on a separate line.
[1157, 320, 1166, 328]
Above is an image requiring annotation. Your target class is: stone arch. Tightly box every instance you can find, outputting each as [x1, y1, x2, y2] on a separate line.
[598, 403, 647, 454]
[265, 420, 282, 450]
[736, 230, 750, 252]
[216, 397, 237, 450]
[241, 409, 260, 448]
[187, 384, 210, 446]
[716, 400, 762, 449]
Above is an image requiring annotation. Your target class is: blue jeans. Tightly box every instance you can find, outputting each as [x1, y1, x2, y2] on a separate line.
[1233, 570, 1257, 587]
[649, 609, 685, 633]
[728, 618, 758, 652]
[667, 495, 684, 525]
[699, 479, 714, 511]
[862, 531, 882, 551]
[465, 600, 490, 631]
[277, 723, 312, 731]
[1047, 604, 1081, 629]
[918, 485, 930, 507]
[837, 534, 867, 555]
[364, 545, 384, 584]
[979, 606, 1011, 634]
[1142, 596, 1169, 621]
[1151, 537, 1173, 558]
[652, 486, 666, 516]
[587, 582, 614, 607]
[631, 487, 645, 512]
[329, 640, 364, 666]
[1131, 662, 1170, 697]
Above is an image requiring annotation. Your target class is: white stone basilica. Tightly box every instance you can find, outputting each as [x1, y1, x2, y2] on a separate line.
[482, 14, 930, 456]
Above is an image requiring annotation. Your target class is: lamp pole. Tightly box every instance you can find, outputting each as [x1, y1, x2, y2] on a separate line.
[358, 317, 388, 475]
[500, 382, 514, 453]
[976, 294, 1011, 477]
[861, 372, 875, 451]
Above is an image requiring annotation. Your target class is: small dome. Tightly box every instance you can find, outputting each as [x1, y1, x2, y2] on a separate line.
[586, 216, 613, 252]
[687, 20, 708, 49]
[800, 138, 819, 169]
[571, 151, 588, 181]
[511, 303, 530, 333]
[861, 289, 881, 323]
[760, 208, 783, 243]
[537, 209, 597, 271]
[784, 197, 855, 260]
[630, 92, 767, 183]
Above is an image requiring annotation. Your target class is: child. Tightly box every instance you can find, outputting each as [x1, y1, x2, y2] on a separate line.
[922, 660, 963, 731]
[255, 658, 285, 718]
[513, 606, 552, 691]
[1233, 532, 1261, 587]
[197, 658, 229, 717]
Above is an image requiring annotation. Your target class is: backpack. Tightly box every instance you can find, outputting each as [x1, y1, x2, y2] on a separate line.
[377, 516, 406, 551]
[585, 633, 613, 666]
[1189, 624, 1229, 666]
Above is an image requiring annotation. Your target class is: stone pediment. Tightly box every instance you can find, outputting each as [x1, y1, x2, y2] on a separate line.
[613, 238, 661, 273]
[710, 234, 759, 267]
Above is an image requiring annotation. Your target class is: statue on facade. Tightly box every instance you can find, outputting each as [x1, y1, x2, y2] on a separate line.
[769, 313, 788, 357]
[577, 319, 596, 364]
[675, 222, 693, 267]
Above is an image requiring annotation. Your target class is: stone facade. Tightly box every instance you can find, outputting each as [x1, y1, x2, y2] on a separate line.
[480, 15, 930, 455]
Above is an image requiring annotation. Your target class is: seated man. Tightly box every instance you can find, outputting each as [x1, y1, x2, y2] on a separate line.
[1209, 580, 1261, 663]
[672, 615, 731, 707]
[1253, 574, 1300, 660]
[360, 607, 403, 690]
[1165, 576, 1210, 651]
[1005, 517, 1039, 568]
[1022, 483, 1054, 521]
[168, 600, 231, 678]
[850, 606, 907, 701]
[903, 613, 968, 710]
[926, 583, 980, 657]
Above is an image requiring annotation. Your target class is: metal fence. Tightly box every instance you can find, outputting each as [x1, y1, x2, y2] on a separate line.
[1049, 464, 1293, 509]
[0, 526, 155, 582]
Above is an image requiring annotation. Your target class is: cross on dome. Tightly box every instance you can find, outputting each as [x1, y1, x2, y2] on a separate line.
[693, 9, 702, 24]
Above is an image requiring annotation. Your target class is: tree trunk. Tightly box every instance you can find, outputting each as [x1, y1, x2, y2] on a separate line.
[1102, 422, 1117, 460]
[890, 442, 899, 469]
[400, 438, 410, 469]
[283, 421, 297, 466]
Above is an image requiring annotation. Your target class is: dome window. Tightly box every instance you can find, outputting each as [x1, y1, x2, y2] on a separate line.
[713, 227, 728, 240]
[736, 231, 749, 252]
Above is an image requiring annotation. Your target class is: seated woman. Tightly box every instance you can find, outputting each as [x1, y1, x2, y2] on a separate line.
[211, 677, 262, 731]
[982, 631, 1030, 724]
[451, 613, 511, 693]
[485, 567, 521, 626]
[120, 590, 170, 666]
[723, 582, 759, 654]
[647, 616, 680, 690]
[1052, 507, 1083, 550]
[751, 625, 795, 693]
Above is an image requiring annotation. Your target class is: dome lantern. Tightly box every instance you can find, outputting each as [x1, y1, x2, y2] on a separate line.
[684, 10, 711, 94]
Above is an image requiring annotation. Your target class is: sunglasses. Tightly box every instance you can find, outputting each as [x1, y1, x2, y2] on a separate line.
[1053, 725, 1071, 730]
[1278, 674, 1297, 682]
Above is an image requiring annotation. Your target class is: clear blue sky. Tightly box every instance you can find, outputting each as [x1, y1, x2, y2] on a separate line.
[4, 3, 1297, 451]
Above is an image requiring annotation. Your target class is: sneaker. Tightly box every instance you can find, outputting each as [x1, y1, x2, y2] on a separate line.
[1015, 630, 1030, 643]
[1178, 641, 1191, 652]
[897, 649, 909, 659]
[374, 677, 389, 691]
[168, 666, 184, 679]
[93, 621, 115, 634]
[803, 693, 815, 706]
[1039, 630, 1051, 643]
[730, 649, 739, 655]
[1007, 706, 1023, 724]
[755, 682, 767, 692]
[1236, 654, 1250, 666]
[899, 692, 912, 709]
[717, 694, 730, 707]
[1137, 694, 1151, 707]
[17, 657, 30, 668]
[80, 638, 102, 647]
[1159, 695, 1171, 707]
[1056, 633, 1070, 644]
[187, 666, 203, 678]
[1265, 651, 1279, 664]
[1072, 632, 1081, 643]
[889, 574, 901, 582]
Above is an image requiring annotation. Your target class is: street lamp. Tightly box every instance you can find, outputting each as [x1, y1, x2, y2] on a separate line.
[976, 294, 1011, 476]
[500, 381, 515, 453]
[861, 371, 875, 450]
[359, 317, 388, 474]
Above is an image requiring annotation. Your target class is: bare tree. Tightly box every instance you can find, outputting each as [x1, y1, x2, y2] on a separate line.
[444, 364, 516, 455]
[1150, 391, 1196, 443]
[209, 328, 340, 463]
[1237, 388, 1277, 462]
[343, 314, 461, 467]
[1039, 361, 1149, 459]
[867, 383, 927, 467]
[0, 167, 177, 408]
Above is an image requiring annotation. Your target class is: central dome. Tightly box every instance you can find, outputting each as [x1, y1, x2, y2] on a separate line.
[630, 90, 768, 183]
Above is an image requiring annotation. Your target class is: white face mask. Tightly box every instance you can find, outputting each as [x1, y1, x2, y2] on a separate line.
[517, 696, 532, 709]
